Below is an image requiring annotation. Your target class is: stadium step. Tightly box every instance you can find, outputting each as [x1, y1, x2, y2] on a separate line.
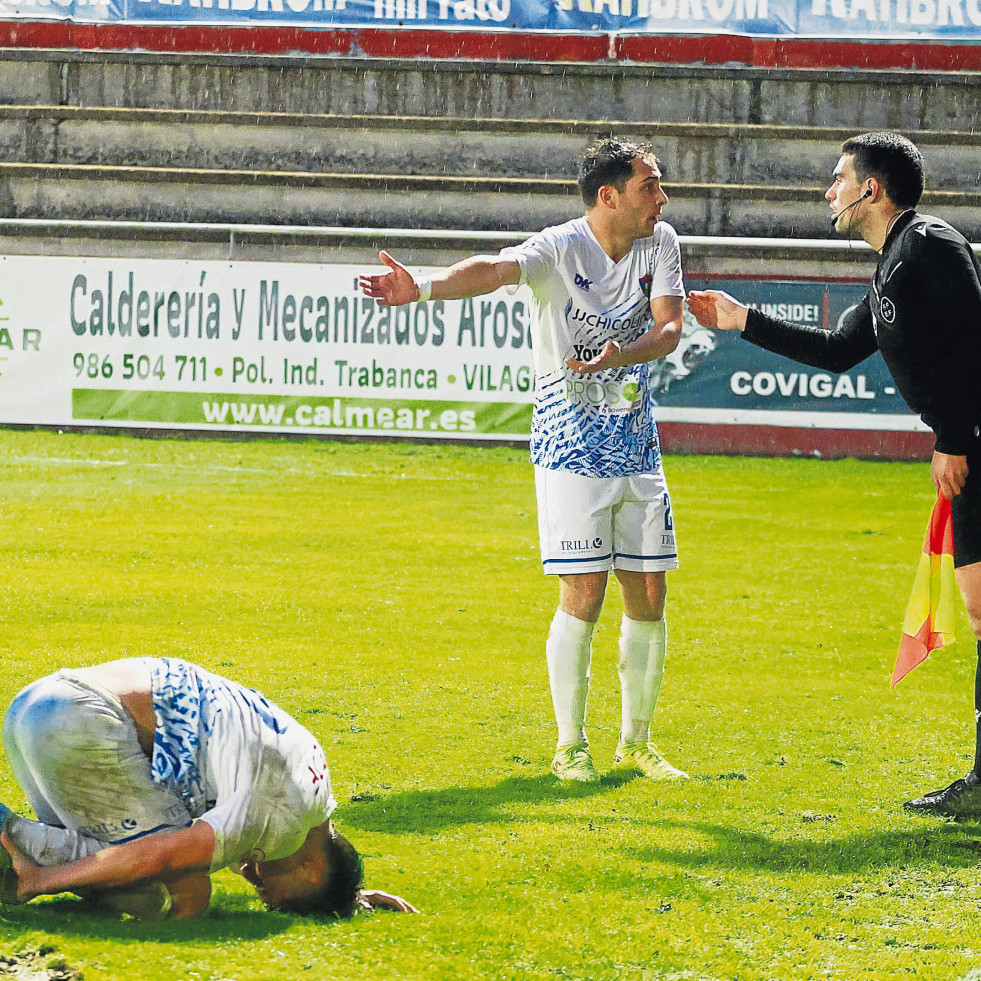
[0, 159, 978, 239]
[1, 51, 980, 242]
[3, 106, 981, 188]
[9, 50, 981, 132]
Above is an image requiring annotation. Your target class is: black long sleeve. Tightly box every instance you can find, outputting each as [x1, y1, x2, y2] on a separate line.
[743, 298, 877, 374]
[741, 212, 981, 455]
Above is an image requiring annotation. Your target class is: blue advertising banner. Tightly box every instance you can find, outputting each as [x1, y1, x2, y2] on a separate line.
[1, 0, 979, 40]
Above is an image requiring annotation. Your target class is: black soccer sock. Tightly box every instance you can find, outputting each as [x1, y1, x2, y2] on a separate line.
[973, 639, 981, 777]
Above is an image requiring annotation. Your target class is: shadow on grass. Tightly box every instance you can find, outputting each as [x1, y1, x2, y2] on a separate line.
[0, 895, 298, 942]
[626, 819, 981, 875]
[343, 772, 630, 835]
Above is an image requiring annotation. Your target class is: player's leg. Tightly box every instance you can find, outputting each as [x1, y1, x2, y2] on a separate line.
[611, 471, 687, 780]
[615, 570, 668, 743]
[3, 670, 189, 845]
[3, 676, 113, 864]
[535, 465, 618, 783]
[552, 572, 607, 746]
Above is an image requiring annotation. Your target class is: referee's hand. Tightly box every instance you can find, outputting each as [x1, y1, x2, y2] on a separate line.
[932, 450, 969, 499]
[687, 290, 749, 332]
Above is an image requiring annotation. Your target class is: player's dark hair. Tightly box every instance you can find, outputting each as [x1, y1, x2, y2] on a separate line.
[841, 132, 924, 209]
[577, 138, 659, 208]
[280, 829, 364, 919]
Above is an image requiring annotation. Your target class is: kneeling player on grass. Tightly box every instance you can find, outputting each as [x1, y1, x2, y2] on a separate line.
[360, 139, 690, 784]
[0, 658, 415, 919]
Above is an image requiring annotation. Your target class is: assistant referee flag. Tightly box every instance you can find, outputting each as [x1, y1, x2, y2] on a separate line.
[893, 493, 957, 687]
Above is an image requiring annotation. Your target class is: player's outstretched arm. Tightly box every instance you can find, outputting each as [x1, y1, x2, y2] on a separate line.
[359, 251, 521, 307]
[687, 290, 750, 331]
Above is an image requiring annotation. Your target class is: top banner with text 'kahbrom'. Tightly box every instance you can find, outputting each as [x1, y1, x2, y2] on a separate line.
[0, 0, 977, 41]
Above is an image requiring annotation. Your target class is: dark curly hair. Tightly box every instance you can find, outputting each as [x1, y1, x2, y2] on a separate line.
[577, 138, 660, 208]
[841, 132, 924, 209]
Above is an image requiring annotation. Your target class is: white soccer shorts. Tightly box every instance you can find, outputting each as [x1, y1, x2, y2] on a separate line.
[3, 670, 191, 843]
[534, 464, 680, 575]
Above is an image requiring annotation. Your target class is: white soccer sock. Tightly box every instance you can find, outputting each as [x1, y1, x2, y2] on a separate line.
[6, 815, 103, 867]
[545, 608, 594, 748]
[617, 615, 667, 745]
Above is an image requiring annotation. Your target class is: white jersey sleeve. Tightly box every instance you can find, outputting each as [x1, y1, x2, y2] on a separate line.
[502, 217, 685, 477]
[647, 223, 685, 300]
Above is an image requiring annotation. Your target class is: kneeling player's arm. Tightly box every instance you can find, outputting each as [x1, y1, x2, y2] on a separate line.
[357, 888, 419, 913]
[1, 822, 216, 902]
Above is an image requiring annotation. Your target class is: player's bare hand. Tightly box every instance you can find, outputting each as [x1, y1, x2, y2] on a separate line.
[686, 290, 749, 331]
[358, 251, 420, 307]
[357, 889, 419, 913]
[931, 450, 969, 499]
[1, 830, 40, 903]
[566, 340, 623, 374]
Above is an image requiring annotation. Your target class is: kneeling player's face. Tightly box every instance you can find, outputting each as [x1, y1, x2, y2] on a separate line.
[241, 858, 321, 911]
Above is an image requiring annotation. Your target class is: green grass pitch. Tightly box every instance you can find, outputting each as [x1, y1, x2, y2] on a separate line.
[0, 429, 979, 981]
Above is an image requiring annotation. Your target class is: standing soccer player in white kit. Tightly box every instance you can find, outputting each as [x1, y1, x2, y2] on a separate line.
[360, 139, 689, 783]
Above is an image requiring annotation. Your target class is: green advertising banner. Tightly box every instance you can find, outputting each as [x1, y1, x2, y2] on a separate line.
[0, 255, 537, 440]
[71, 389, 533, 436]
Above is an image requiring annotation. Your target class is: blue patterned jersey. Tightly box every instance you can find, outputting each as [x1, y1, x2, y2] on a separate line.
[502, 217, 685, 477]
[149, 658, 336, 872]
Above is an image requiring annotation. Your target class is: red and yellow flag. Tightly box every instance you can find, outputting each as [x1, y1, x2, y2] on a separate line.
[892, 493, 957, 687]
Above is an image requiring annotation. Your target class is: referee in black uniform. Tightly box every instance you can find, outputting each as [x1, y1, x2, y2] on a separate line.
[687, 132, 981, 816]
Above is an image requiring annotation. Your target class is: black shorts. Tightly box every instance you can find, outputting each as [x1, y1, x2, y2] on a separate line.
[953, 434, 981, 568]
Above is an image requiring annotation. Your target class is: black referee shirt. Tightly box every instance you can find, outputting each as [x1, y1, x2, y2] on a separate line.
[743, 211, 981, 455]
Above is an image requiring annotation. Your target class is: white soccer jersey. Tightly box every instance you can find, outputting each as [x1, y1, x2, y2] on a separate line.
[148, 659, 337, 872]
[502, 216, 685, 477]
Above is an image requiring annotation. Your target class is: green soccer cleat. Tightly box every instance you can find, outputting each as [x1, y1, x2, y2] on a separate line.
[550, 744, 600, 783]
[614, 741, 689, 780]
